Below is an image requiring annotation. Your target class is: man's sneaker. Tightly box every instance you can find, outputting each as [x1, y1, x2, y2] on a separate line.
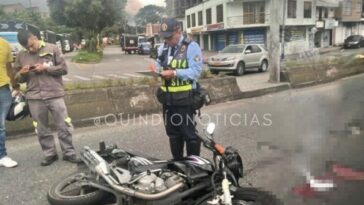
[0, 156, 18, 168]
[63, 155, 81, 164]
[41, 155, 58, 166]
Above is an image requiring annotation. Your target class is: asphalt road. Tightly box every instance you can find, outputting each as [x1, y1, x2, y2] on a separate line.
[63, 46, 155, 82]
[1, 73, 364, 205]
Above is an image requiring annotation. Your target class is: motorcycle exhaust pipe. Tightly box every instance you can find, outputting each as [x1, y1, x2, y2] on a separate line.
[99, 172, 184, 200]
[82, 147, 110, 175]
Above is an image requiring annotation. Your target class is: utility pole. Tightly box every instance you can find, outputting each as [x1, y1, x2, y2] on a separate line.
[268, 0, 282, 83]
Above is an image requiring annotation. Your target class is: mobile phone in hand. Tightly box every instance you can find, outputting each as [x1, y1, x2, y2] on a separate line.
[29, 65, 36, 70]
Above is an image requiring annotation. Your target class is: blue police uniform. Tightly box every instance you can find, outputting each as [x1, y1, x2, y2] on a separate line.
[155, 24, 203, 160]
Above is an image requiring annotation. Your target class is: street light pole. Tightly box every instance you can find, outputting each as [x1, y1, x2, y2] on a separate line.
[279, 0, 287, 83]
[268, 0, 282, 83]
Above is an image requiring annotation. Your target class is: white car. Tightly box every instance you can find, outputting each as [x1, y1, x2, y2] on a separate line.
[208, 44, 269, 76]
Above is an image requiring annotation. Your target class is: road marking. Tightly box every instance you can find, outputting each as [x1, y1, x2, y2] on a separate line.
[123, 73, 144, 78]
[73, 75, 91, 81]
[107, 74, 128, 79]
[92, 75, 107, 80]
[63, 77, 72, 81]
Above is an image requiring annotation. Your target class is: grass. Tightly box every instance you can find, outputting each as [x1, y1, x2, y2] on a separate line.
[64, 77, 160, 91]
[283, 54, 363, 71]
[63, 69, 227, 91]
[71, 50, 103, 63]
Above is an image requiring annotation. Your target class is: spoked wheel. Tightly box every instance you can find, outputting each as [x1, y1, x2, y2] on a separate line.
[196, 187, 283, 205]
[48, 172, 108, 205]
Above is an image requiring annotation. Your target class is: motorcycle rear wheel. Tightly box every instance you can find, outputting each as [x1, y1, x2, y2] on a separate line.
[48, 172, 108, 205]
[196, 187, 283, 205]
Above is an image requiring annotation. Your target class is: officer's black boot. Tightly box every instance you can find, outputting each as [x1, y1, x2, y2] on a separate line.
[169, 136, 184, 160]
[186, 139, 201, 156]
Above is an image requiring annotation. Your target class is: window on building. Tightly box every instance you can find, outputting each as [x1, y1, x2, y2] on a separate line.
[304, 1, 312, 18]
[343, 1, 352, 16]
[243, 2, 265, 24]
[206, 8, 212, 24]
[187, 15, 191, 28]
[356, 1, 362, 12]
[287, 0, 297, 18]
[318, 7, 329, 20]
[216, 4, 223, 23]
[198, 11, 203, 26]
[192, 13, 196, 27]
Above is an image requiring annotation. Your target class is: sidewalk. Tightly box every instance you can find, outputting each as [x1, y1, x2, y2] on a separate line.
[235, 72, 290, 98]
[202, 50, 291, 97]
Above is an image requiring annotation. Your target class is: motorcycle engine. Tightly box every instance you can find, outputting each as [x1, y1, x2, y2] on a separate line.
[133, 172, 183, 194]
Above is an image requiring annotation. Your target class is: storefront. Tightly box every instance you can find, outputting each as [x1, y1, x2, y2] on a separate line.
[195, 24, 267, 51]
[283, 26, 310, 54]
[206, 23, 225, 51]
[227, 31, 239, 45]
[241, 28, 266, 45]
[314, 19, 338, 48]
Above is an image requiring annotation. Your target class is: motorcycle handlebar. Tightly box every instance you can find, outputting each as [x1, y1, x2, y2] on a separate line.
[197, 133, 225, 155]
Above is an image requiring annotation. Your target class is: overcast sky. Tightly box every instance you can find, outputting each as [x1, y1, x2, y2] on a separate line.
[126, 0, 166, 15]
[0, 0, 166, 14]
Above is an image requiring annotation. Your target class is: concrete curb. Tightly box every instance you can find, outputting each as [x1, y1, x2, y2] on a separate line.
[6, 77, 244, 137]
[7, 60, 362, 138]
[237, 84, 291, 99]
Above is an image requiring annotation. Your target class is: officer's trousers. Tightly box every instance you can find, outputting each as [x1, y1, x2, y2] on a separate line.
[28, 97, 76, 157]
[163, 105, 201, 160]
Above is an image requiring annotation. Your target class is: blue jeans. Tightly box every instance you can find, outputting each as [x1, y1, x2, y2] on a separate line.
[0, 85, 12, 158]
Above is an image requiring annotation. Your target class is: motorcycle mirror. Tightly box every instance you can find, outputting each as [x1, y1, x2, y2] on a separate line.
[206, 123, 216, 135]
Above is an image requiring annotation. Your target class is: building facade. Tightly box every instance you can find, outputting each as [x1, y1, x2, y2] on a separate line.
[333, 0, 364, 45]
[186, 0, 271, 51]
[165, 0, 204, 28]
[314, 0, 340, 48]
[186, 0, 316, 54]
[184, 0, 363, 54]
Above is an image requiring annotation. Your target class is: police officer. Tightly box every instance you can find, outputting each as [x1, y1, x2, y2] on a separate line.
[14, 30, 80, 166]
[150, 18, 203, 160]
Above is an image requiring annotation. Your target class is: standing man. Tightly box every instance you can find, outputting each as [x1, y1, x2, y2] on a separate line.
[150, 18, 203, 160]
[14, 30, 79, 166]
[0, 36, 18, 168]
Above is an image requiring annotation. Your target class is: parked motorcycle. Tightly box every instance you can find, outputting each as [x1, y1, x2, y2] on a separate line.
[47, 123, 282, 205]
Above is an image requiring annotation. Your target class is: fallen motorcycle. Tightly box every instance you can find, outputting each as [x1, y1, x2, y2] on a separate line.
[47, 123, 282, 205]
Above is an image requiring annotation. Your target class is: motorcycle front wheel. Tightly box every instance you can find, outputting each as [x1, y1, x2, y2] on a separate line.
[196, 187, 283, 205]
[47, 172, 108, 205]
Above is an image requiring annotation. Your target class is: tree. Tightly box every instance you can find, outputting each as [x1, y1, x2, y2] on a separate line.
[134, 5, 166, 27]
[0, 8, 45, 29]
[48, 0, 127, 52]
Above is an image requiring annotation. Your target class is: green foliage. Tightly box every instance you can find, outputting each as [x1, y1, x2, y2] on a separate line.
[283, 54, 363, 71]
[0, 8, 44, 28]
[47, 0, 127, 52]
[71, 50, 103, 63]
[64, 77, 160, 91]
[134, 5, 166, 26]
[0, 6, 76, 35]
